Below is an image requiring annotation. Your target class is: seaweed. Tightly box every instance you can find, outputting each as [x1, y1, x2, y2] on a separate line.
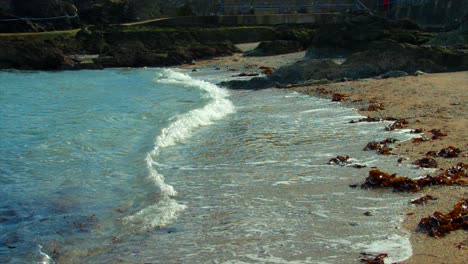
[416, 199, 468, 238]
[411, 128, 424, 133]
[430, 129, 447, 140]
[363, 138, 398, 155]
[232, 73, 259, 77]
[361, 163, 467, 192]
[332, 93, 347, 102]
[426, 146, 462, 158]
[259, 66, 274, 75]
[363, 103, 384, 111]
[349, 116, 381, 123]
[411, 194, 437, 205]
[413, 157, 438, 168]
[385, 119, 408, 131]
[411, 137, 429, 143]
[359, 253, 388, 264]
[328, 155, 350, 166]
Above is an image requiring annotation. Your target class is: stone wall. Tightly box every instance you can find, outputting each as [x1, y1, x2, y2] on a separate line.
[383, 0, 467, 27]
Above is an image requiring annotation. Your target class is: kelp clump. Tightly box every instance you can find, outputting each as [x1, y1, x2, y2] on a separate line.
[385, 119, 408, 131]
[411, 194, 437, 205]
[363, 138, 398, 155]
[426, 146, 462, 158]
[359, 253, 388, 264]
[416, 199, 468, 238]
[361, 163, 467, 192]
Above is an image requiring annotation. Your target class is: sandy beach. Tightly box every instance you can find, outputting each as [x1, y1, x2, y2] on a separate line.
[186, 47, 467, 263]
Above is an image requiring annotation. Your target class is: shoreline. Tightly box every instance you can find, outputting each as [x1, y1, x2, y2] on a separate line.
[187, 51, 467, 263]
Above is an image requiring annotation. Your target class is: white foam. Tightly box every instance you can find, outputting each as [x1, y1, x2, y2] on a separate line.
[125, 69, 235, 230]
[37, 245, 54, 264]
[122, 196, 187, 231]
[353, 234, 412, 264]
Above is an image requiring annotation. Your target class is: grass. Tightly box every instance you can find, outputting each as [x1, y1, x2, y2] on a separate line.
[0, 29, 80, 41]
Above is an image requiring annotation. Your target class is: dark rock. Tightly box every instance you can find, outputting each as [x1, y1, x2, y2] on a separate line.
[306, 13, 436, 58]
[379, 70, 409, 79]
[244, 40, 303, 57]
[0, 40, 74, 70]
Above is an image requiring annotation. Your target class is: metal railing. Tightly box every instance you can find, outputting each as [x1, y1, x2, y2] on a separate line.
[219, 1, 369, 15]
[0, 14, 78, 22]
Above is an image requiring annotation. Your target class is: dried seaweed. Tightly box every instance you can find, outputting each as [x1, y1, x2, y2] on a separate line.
[259, 66, 274, 75]
[328, 155, 350, 166]
[411, 128, 424, 133]
[232, 73, 259, 77]
[426, 146, 462, 158]
[363, 103, 385, 111]
[385, 119, 408, 131]
[413, 157, 438, 168]
[359, 253, 388, 264]
[349, 116, 381, 123]
[361, 163, 467, 192]
[416, 199, 467, 238]
[363, 138, 398, 155]
[430, 129, 447, 140]
[332, 93, 347, 102]
[411, 195, 437, 205]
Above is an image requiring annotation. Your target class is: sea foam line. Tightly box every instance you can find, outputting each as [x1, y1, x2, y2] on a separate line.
[123, 69, 235, 230]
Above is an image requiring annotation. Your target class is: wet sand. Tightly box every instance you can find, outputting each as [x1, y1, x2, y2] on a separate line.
[185, 49, 467, 263]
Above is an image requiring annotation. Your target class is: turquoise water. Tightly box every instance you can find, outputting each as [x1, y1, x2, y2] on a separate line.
[1, 68, 420, 263]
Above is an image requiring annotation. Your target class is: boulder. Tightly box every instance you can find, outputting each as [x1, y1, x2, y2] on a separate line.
[306, 12, 435, 58]
[244, 40, 303, 57]
[0, 40, 74, 70]
[222, 40, 468, 89]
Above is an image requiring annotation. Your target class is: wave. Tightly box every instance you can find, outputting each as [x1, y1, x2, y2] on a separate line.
[123, 69, 235, 231]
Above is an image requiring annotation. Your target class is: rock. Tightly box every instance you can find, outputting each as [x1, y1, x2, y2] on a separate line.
[244, 40, 303, 57]
[306, 12, 436, 58]
[379, 70, 409, 79]
[224, 39, 468, 89]
[0, 40, 74, 70]
[413, 70, 427, 76]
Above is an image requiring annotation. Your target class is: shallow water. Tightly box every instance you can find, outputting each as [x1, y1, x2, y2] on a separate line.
[0, 68, 421, 263]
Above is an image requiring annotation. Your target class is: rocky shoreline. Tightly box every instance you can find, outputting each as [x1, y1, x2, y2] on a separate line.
[1, 11, 467, 73]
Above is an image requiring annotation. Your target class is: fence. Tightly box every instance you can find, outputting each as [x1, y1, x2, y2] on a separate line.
[0, 14, 78, 22]
[219, 1, 370, 15]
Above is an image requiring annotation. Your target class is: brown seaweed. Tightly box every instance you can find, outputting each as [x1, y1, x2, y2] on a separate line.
[413, 157, 438, 168]
[430, 129, 447, 140]
[411, 195, 437, 205]
[427, 146, 462, 158]
[359, 253, 388, 264]
[232, 73, 259, 77]
[384, 119, 408, 131]
[349, 116, 381, 123]
[259, 66, 274, 75]
[411, 128, 424, 133]
[416, 199, 467, 238]
[361, 163, 467, 192]
[332, 93, 347, 102]
[365, 103, 385, 111]
[328, 155, 350, 166]
[363, 138, 398, 155]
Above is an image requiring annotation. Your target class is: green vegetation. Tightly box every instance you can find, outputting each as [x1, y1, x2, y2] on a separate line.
[0, 29, 80, 41]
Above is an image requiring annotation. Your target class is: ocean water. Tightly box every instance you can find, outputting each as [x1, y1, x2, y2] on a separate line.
[0, 68, 423, 263]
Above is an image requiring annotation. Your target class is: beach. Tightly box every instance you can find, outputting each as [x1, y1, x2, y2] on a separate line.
[186, 48, 468, 263]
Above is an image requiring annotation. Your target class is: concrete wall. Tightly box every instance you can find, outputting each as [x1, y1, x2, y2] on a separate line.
[147, 13, 341, 26]
[382, 0, 467, 27]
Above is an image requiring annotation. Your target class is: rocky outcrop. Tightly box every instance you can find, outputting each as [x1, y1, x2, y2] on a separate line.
[94, 41, 240, 68]
[222, 40, 468, 89]
[0, 40, 74, 70]
[244, 40, 303, 56]
[426, 16, 468, 46]
[306, 11, 435, 58]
